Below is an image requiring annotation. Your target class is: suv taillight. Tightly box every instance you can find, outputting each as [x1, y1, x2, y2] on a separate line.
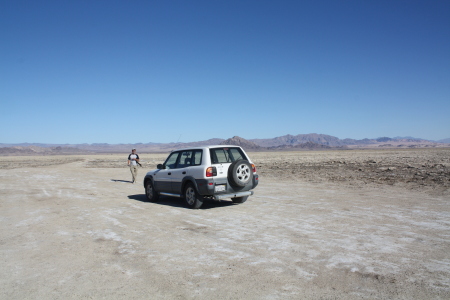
[251, 164, 256, 173]
[206, 167, 217, 177]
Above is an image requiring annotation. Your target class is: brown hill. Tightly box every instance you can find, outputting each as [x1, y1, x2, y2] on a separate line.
[220, 136, 262, 150]
[268, 141, 337, 150]
[251, 133, 349, 147]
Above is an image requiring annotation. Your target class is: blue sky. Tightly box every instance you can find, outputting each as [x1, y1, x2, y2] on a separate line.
[1, 0, 449, 144]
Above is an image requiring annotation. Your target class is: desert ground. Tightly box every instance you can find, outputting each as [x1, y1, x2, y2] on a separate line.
[1, 148, 449, 299]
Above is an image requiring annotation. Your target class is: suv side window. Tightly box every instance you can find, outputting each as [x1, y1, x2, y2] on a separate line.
[177, 151, 191, 169]
[210, 147, 247, 164]
[192, 150, 202, 165]
[164, 152, 180, 169]
[174, 150, 203, 169]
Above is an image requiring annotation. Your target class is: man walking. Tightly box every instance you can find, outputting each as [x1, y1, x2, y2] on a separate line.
[127, 148, 140, 184]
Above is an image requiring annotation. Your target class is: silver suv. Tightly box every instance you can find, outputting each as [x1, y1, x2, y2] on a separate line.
[143, 145, 259, 209]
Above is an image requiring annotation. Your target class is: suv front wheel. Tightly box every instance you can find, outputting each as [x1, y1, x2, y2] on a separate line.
[145, 180, 159, 202]
[184, 183, 203, 209]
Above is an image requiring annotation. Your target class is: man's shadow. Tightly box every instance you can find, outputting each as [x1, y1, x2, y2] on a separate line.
[111, 179, 133, 183]
[127, 194, 235, 210]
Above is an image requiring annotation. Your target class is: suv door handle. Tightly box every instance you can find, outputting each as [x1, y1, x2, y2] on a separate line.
[182, 171, 186, 174]
[168, 172, 171, 175]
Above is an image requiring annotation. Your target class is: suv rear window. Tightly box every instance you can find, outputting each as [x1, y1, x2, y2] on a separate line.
[210, 147, 247, 164]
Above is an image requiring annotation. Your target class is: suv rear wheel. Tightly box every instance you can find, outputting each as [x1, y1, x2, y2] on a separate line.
[228, 160, 253, 187]
[184, 183, 203, 209]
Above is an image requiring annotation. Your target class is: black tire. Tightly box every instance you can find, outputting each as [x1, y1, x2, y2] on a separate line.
[145, 180, 159, 202]
[228, 160, 253, 187]
[231, 195, 248, 204]
[184, 183, 203, 209]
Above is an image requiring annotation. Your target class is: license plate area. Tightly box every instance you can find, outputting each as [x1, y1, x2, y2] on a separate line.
[214, 184, 226, 192]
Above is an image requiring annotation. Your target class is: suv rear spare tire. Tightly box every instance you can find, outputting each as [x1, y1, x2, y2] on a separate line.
[228, 160, 253, 187]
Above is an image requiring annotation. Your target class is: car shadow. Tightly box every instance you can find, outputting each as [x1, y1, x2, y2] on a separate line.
[111, 179, 133, 183]
[127, 194, 235, 210]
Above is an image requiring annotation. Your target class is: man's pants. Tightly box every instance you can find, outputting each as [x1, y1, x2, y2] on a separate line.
[130, 165, 138, 183]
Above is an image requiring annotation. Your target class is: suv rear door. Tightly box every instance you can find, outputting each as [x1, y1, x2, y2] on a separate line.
[170, 150, 203, 194]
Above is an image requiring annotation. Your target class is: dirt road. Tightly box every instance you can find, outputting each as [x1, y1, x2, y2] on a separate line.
[1, 150, 449, 299]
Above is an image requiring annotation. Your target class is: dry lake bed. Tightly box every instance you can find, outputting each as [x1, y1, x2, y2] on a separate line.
[1, 149, 449, 299]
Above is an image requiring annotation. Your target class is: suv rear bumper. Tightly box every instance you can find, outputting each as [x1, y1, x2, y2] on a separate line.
[213, 191, 253, 200]
[195, 174, 258, 196]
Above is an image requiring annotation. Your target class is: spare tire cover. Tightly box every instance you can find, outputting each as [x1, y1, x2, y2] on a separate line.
[228, 160, 253, 187]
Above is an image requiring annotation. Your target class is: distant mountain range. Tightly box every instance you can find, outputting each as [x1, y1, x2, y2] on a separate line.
[437, 138, 450, 143]
[0, 134, 449, 154]
[249, 134, 444, 147]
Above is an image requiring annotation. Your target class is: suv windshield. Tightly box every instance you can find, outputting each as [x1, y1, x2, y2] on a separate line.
[210, 147, 247, 164]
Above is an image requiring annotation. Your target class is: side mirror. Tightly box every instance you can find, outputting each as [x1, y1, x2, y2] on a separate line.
[157, 164, 165, 170]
